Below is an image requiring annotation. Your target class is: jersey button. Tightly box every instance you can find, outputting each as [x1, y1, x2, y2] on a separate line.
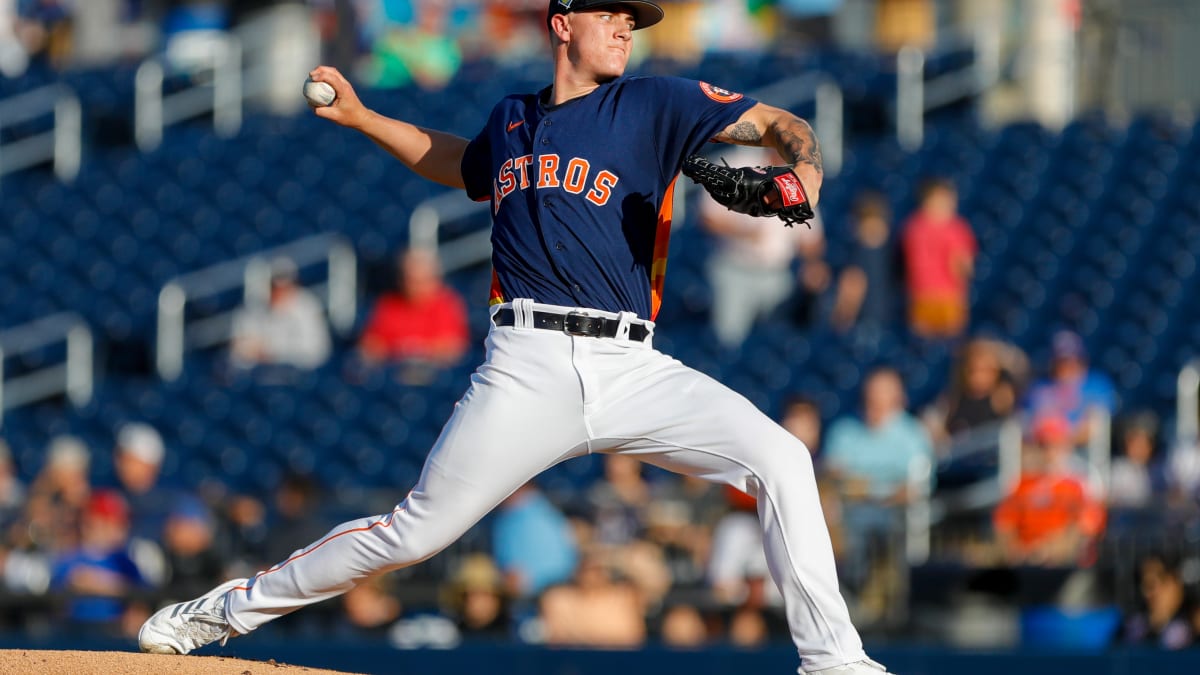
[544, 119, 553, 127]
[543, 198, 552, 207]
[541, 138, 550, 145]
[556, 242, 565, 251]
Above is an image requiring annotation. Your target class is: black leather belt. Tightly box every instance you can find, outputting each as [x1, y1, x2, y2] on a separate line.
[492, 308, 650, 341]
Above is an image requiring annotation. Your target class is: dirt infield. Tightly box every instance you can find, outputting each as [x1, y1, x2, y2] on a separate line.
[0, 650, 365, 675]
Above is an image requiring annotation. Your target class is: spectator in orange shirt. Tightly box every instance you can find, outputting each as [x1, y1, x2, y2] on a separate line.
[994, 416, 1106, 567]
[900, 179, 978, 339]
[358, 248, 469, 367]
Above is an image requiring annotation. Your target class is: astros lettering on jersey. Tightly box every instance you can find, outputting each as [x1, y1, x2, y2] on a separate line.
[461, 76, 757, 321]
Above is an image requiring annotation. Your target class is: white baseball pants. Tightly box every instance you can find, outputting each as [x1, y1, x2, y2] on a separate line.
[223, 300, 865, 672]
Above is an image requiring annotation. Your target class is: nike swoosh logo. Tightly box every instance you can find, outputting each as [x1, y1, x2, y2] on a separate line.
[507, 120, 524, 133]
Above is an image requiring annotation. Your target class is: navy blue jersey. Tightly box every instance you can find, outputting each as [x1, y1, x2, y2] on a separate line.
[460, 76, 757, 320]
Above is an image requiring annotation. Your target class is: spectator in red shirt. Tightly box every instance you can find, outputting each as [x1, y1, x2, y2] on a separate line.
[900, 179, 978, 339]
[358, 248, 469, 367]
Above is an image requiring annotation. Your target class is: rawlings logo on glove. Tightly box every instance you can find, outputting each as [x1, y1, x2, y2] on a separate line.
[681, 155, 815, 228]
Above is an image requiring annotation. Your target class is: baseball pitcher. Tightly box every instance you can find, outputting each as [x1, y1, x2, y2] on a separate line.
[140, 2, 889, 673]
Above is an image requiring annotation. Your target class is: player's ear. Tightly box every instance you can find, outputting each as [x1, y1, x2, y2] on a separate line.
[549, 13, 571, 45]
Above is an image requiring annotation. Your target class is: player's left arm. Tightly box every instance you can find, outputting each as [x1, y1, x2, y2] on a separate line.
[713, 103, 823, 205]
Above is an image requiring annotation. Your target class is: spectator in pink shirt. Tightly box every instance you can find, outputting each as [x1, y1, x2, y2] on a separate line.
[900, 179, 978, 339]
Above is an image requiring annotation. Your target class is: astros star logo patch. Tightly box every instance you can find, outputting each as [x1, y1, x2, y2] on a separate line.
[699, 82, 744, 104]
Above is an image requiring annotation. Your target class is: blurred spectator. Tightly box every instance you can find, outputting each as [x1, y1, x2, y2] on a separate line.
[1108, 411, 1167, 511]
[358, 248, 469, 368]
[641, 474, 723, 588]
[49, 490, 146, 634]
[23, 435, 91, 555]
[540, 553, 645, 648]
[1167, 435, 1200, 506]
[0, 440, 26, 531]
[492, 483, 577, 600]
[824, 368, 932, 609]
[659, 604, 708, 648]
[831, 193, 896, 335]
[263, 473, 332, 568]
[776, 0, 839, 48]
[700, 145, 828, 348]
[584, 455, 672, 605]
[875, 0, 935, 52]
[439, 553, 510, 641]
[342, 574, 403, 638]
[900, 179, 977, 339]
[993, 416, 1106, 567]
[13, 0, 71, 69]
[690, 0, 768, 54]
[1024, 330, 1117, 446]
[707, 487, 780, 609]
[587, 454, 651, 548]
[925, 338, 1022, 445]
[159, 495, 224, 603]
[231, 257, 331, 370]
[825, 368, 933, 503]
[781, 395, 843, 559]
[728, 606, 769, 648]
[111, 422, 176, 543]
[1119, 552, 1193, 649]
[361, 0, 462, 89]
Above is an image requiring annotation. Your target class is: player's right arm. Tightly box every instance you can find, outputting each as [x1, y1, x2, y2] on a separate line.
[308, 66, 468, 190]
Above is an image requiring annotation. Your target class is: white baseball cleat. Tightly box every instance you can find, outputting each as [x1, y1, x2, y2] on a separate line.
[139, 578, 247, 655]
[804, 658, 894, 674]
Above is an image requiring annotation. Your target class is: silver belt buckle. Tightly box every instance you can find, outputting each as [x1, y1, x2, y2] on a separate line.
[563, 311, 603, 337]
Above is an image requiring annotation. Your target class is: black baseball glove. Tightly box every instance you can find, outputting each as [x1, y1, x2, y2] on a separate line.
[682, 155, 815, 228]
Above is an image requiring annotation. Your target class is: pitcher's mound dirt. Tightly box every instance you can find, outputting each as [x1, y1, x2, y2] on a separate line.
[0, 649, 365, 675]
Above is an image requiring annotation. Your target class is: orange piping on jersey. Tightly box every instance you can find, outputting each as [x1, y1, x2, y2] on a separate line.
[649, 176, 678, 321]
[489, 268, 506, 305]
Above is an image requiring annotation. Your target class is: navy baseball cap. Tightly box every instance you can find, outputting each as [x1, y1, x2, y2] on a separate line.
[547, 0, 665, 31]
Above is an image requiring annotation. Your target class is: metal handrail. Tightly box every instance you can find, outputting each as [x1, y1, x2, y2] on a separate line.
[156, 233, 356, 380]
[0, 313, 93, 428]
[896, 24, 1004, 150]
[135, 32, 243, 151]
[1179, 359, 1199, 443]
[408, 75, 845, 271]
[906, 453, 933, 564]
[0, 84, 81, 182]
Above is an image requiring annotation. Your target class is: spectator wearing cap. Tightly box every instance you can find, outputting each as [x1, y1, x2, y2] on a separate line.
[993, 416, 1106, 567]
[1024, 330, 1117, 446]
[439, 553, 511, 640]
[159, 496, 223, 603]
[49, 490, 147, 634]
[231, 256, 331, 370]
[111, 423, 178, 543]
[24, 435, 91, 554]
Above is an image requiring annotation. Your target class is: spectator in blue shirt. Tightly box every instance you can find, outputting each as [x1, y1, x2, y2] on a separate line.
[492, 483, 578, 601]
[1025, 330, 1117, 446]
[824, 367, 932, 612]
[50, 490, 146, 633]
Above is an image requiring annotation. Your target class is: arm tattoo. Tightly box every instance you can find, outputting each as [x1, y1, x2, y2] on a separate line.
[773, 118, 823, 176]
[721, 121, 762, 145]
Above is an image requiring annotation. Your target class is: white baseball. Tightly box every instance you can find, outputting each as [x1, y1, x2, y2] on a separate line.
[303, 77, 336, 108]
